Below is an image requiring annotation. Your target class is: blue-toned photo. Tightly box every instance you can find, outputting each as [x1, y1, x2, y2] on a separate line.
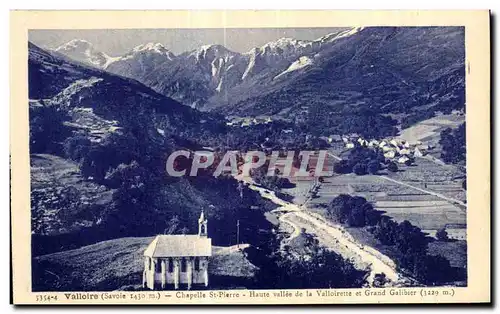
[28, 26, 466, 291]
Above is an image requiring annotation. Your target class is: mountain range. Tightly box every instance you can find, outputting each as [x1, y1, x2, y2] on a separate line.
[49, 28, 356, 108]
[50, 27, 465, 123]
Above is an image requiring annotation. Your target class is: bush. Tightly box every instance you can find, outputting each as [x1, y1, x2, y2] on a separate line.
[63, 136, 91, 161]
[436, 228, 449, 241]
[413, 254, 455, 285]
[327, 194, 380, 227]
[373, 273, 388, 287]
[250, 161, 295, 191]
[29, 104, 70, 154]
[254, 234, 368, 289]
[370, 217, 459, 284]
[367, 160, 380, 174]
[439, 123, 466, 164]
[372, 216, 398, 245]
[394, 220, 428, 255]
[387, 162, 398, 172]
[333, 160, 351, 174]
[353, 163, 367, 175]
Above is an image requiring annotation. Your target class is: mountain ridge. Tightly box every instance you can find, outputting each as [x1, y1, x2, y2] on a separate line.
[50, 28, 353, 107]
[51, 27, 465, 132]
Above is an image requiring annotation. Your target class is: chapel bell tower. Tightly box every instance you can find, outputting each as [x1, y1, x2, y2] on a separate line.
[198, 210, 208, 237]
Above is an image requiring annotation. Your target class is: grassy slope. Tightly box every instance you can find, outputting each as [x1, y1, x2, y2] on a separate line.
[33, 237, 258, 292]
[397, 112, 465, 147]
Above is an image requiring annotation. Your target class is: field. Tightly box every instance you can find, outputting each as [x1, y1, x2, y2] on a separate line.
[280, 152, 337, 205]
[397, 112, 465, 146]
[385, 157, 466, 204]
[294, 152, 467, 234]
[347, 226, 467, 270]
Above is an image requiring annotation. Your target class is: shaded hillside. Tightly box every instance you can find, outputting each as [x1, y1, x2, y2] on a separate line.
[29, 43, 275, 257]
[211, 27, 465, 124]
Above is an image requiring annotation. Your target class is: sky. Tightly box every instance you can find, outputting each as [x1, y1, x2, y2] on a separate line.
[29, 28, 347, 56]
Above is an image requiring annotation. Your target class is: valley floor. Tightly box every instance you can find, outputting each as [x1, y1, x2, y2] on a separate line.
[248, 184, 404, 287]
[280, 149, 467, 284]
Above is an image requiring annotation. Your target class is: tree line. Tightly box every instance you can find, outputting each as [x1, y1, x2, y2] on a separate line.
[248, 228, 367, 289]
[439, 123, 466, 164]
[326, 194, 464, 285]
[333, 146, 408, 176]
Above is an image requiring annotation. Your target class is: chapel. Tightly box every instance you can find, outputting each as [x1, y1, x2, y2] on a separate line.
[143, 211, 212, 290]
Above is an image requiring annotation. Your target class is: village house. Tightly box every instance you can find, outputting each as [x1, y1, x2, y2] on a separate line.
[345, 142, 355, 149]
[414, 147, 424, 157]
[398, 156, 410, 164]
[328, 134, 342, 143]
[399, 148, 411, 155]
[143, 211, 212, 290]
[384, 151, 396, 159]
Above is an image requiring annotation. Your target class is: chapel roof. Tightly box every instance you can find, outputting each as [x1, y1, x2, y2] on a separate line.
[144, 234, 212, 258]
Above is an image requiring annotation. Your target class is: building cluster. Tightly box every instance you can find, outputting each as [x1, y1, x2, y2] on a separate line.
[226, 116, 273, 127]
[333, 135, 434, 164]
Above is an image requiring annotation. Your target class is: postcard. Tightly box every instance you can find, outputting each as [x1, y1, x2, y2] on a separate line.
[10, 10, 490, 304]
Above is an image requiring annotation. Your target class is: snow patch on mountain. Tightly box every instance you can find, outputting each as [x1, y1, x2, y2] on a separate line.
[191, 44, 236, 62]
[211, 58, 226, 77]
[215, 77, 224, 93]
[54, 39, 117, 69]
[260, 37, 312, 52]
[273, 56, 313, 80]
[132, 43, 172, 55]
[241, 48, 257, 80]
[55, 39, 92, 51]
[315, 27, 365, 43]
[117, 43, 176, 63]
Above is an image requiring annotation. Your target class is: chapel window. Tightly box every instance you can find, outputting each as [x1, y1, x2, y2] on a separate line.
[194, 258, 200, 271]
[181, 258, 187, 272]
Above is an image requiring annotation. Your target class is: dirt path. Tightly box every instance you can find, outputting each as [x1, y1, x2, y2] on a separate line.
[280, 213, 302, 240]
[247, 184, 401, 287]
[327, 151, 342, 161]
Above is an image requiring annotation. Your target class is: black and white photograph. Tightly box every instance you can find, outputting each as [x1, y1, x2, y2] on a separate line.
[27, 25, 468, 292]
[8, 9, 491, 305]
